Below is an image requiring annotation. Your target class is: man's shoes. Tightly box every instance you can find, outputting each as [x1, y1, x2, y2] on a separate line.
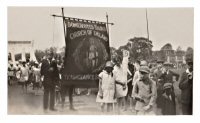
[122, 108, 127, 112]
[69, 106, 77, 111]
[50, 108, 57, 111]
[43, 109, 48, 113]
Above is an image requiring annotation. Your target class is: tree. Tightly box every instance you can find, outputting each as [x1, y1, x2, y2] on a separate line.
[129, 37, 153, 61]
[35, 49, 45, 62]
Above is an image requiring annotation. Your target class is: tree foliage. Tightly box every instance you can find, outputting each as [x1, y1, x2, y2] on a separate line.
[109, 37, 153, 62]
[129, 37, 153, 61]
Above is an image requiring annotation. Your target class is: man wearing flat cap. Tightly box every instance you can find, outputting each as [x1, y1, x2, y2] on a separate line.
[132, 66, 157, 115]
[179, 59, 193, 115]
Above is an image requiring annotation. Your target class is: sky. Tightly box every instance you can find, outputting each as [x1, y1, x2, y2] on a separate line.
[8, 7, 193, 51]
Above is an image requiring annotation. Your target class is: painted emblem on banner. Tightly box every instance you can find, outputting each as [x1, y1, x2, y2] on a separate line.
[73, 36, 108, 73]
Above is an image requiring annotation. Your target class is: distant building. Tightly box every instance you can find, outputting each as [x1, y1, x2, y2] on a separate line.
[152, 43, 186, 68]
[8, 40, 37, 64]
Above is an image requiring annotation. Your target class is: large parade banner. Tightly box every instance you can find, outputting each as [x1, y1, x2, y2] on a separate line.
[62, 19, 110, 86]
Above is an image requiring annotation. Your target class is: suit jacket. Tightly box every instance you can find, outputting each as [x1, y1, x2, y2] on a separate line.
[160, 70, 180, 84]
[41, 59, 50, 77]
[41, 59, 59, 87]
[179, 71, 193, 104]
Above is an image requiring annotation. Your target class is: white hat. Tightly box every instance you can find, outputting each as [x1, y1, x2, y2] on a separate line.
[105, 61, 114, 68]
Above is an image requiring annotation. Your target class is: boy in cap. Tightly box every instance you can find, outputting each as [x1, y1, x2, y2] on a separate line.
[161, 83, 176, 115]
[132, 66, 157, 115]
[179, 59, 193, 115]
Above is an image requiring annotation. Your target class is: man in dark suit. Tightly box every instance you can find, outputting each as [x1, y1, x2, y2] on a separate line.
[179, 60, 193, 115]
[161, 62, 180, 85]
[41, 54, 59, 112]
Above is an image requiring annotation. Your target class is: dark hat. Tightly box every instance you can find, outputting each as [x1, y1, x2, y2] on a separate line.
[186, 59, 193, 65]
[163, 83, 173, 90]
[22, 61, 26, 64]
[157, 59, 164, 64]
[139, 66, 150, 74]
[163, 62, 172, 66]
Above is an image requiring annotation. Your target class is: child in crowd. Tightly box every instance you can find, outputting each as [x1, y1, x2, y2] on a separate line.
[161, 82, 176, 115]
[96, 61, 116, 113]
[19, 61, 29, 93]
[33, 62, 41, 95]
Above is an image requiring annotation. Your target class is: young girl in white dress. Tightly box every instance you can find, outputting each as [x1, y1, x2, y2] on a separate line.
[96, 61, 116, 112]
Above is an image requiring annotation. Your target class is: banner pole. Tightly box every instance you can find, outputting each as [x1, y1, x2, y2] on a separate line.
[61, 7, 66, 41]
[106, 12, 111, 60]
[106, 12, 109, 36]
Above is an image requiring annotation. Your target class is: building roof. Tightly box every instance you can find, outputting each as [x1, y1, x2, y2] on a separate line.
[8, 41, 32, 44]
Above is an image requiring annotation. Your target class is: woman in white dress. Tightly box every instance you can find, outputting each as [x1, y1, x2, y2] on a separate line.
[113, 57, 128, 113]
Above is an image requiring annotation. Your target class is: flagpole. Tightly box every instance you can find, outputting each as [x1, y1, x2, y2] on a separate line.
[146, 8, 152, 60]
[145, 8, 150, 42]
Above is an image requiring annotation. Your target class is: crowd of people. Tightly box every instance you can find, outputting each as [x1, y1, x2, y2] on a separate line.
[8, 60, 43, 95]
[96, 56, 193, 115]
[8, 53, 193, 115]
[8, 54, 78, 112]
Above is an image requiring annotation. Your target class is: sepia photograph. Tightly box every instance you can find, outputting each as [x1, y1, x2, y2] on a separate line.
[7, 7, 193, 115]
